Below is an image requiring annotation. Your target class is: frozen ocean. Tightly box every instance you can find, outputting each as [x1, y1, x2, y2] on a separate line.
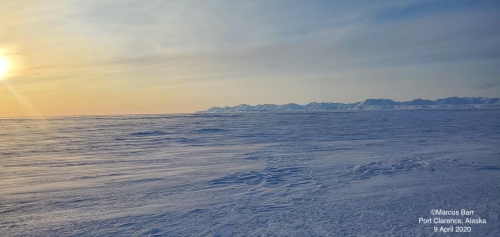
[1, 110, 499, 236]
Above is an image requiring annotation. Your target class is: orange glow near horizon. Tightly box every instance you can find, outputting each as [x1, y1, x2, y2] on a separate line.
[1, 80, 44, 118]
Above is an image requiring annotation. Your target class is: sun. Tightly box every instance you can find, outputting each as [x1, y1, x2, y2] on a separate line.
[0, 55, 9, 78]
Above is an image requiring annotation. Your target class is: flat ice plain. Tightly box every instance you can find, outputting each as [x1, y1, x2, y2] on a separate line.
[1, 110, 499, 236]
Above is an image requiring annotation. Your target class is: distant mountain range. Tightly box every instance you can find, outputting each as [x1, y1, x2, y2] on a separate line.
[198, 97, 500, 113]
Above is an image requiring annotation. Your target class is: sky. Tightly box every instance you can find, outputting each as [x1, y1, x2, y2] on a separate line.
[0, 0, 499, 116]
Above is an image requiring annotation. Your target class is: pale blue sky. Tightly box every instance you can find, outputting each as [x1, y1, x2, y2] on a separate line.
[1, 0, 499, 115]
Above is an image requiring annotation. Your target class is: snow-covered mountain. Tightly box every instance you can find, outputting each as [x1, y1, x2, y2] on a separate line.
[199, 97, 500, 113]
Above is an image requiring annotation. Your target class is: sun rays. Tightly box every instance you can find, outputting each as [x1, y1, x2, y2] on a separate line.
[1, 80, 44, 117]
[0, 55, 9, 78]
[0, 53, 43, 117]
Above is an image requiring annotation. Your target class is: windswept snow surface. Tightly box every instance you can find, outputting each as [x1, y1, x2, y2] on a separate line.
[1, 110, 500, 236]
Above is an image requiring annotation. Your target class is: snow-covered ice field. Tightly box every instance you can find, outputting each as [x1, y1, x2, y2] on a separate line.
[1, 110, 499, 236]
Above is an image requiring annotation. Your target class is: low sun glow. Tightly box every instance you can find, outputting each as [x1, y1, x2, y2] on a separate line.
[0, 55, 9, 78]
